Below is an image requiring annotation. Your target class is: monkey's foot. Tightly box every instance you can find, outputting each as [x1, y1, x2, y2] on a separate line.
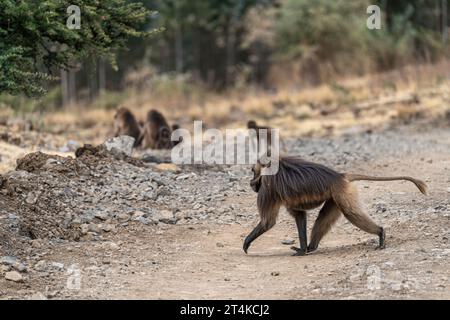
[290, 246, 307, 256]
[375, 244, 386, 250]
[307, 245, 318, 254]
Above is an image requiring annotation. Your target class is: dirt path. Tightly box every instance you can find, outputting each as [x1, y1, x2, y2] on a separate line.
[40, 149, 450, 299]
[1, 125, 449, 300]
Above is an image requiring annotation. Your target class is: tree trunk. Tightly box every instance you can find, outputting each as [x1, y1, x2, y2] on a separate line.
[98, 59, 106, 93]
[61, 69, 69, 108]
[61, 68, 77, 107]
[443, 0, 448, 45]
[68, 69, 77, 107]
[225, 1, 242, 88]
[175, 24, 184, 73]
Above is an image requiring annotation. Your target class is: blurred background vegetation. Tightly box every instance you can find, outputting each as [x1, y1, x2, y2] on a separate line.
[0, 0, 449, 114]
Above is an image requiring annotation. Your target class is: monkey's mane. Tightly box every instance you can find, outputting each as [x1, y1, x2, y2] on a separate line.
[260, 156, 343, 203]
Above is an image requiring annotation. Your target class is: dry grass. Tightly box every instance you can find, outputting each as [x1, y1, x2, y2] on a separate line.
[27, 60, 450, 141]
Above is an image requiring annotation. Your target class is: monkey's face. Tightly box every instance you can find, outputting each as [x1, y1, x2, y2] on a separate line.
[247, 120, 257, 129]
[250, 164, 262, 193]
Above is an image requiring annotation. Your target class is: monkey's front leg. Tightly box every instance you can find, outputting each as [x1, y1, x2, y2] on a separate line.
[290, 210, 307, 256]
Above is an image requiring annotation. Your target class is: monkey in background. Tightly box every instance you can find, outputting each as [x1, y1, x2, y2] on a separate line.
[247, 120, 287, 153]
[113, 107, 142, 147]
[139, 109, 173, 149]
[244, 156, 427, 256]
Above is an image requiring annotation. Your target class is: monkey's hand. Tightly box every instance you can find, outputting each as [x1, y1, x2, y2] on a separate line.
[243, 239, 251, 254]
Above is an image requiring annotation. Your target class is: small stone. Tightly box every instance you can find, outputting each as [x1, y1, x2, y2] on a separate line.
[25, 192, 39, 205]
[5, 271, 23, 282]
[176, 174, 191, 180]
[101, 224, 116, 232]
[1, 265, 10, 273]
[131, 211, 146, 220]
[281, 239, 295, 245]
[216, 243, 224, 248]
[34, 260, 47, 271]
[88, 223, 101, 233]
[51, 262, 65, 270]
[94, 212, 109, 221]
[153, 210, 175, 224]
[271, 271, 280, 277]
[117, 213, 131, 222]
[80, 224, 90, 235]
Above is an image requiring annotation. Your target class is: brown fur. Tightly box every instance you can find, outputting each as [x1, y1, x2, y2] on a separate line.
[139, 110, 173, 149]
[171, 124, 183, 146]
[114, 107, 142, 147]
[244, 156, 427, 255]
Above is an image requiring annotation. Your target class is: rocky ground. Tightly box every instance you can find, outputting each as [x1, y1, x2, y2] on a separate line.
[0, 114, 449, 300]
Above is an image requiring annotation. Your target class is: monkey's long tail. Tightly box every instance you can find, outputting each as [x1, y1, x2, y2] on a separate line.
[345, 174, 428, 195]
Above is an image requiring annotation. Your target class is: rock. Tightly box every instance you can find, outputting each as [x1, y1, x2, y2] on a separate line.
[29, 292, 47, 300]
[271, 271, 280, 277]
[51, 262, 65, 270]
[153, 210, 176, 224]
[1, 265, 10, 273]
[88, 223, 101, 233]
[117, 213, 131, 222]
[281, 239, 295, 245]
[176, 174, 191, 180]
[131, 211, 146, 220]
[100, 224, 116, 232]
[175, 211, 192, 221]
[80, 224, 90, 235]
[1, 256, 27, 272]
[103, 136, 135, 157]
[34, 260, 47, 271]
[136, 217, 151, 225]
[5, 271, 23, 282]
[155, 163, 180, 172]
[94, 211, 109, 221]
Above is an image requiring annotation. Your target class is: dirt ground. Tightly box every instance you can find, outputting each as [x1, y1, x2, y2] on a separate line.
[1, 120, 449, 300]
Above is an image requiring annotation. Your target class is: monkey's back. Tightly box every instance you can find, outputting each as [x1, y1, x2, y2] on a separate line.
[141, 110, 171, 149]
[263, 157, 344, 203]
[114, 108, 141, 141]
[147, 110, 170, 128]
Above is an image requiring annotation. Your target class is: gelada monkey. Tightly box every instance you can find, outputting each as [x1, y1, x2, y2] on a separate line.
[244, 156, 427, 256]
[139, 109, 172, 149]
[113, 107, 142, 147]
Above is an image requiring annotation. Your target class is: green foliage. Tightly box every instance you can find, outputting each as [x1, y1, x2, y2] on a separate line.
[91, 90, 128, 110]
[272, 0, 446, 78]
[0, 0, 157, 97]
[144, 0, 272, 88]
[0, 86, 62, 113]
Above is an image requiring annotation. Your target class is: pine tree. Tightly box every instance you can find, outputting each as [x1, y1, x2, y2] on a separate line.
[0, 0, 159, 97]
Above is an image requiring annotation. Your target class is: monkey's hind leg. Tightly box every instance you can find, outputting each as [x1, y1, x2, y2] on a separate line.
[287, 209, 307, 256]
[334, 184, 385, 250]
[307, 200, 342, 253]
